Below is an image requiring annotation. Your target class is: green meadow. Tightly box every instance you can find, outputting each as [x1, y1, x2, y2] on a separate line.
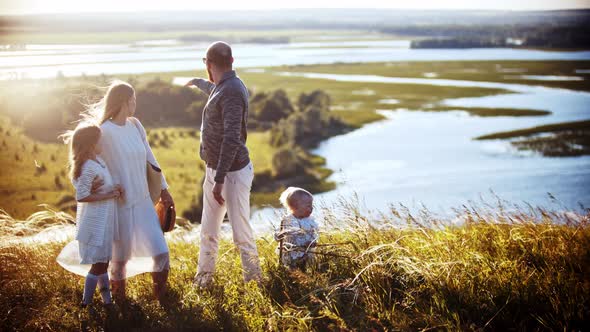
[269, 60, 590, 91]
[0, 118, 290, 220]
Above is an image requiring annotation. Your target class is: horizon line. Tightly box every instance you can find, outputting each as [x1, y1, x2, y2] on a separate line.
[3, 7, 590, 17]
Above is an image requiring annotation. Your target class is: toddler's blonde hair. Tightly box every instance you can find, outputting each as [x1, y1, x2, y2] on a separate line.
[279, 187, 313, 212]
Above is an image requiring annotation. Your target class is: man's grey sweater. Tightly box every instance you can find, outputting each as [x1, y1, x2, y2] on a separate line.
[192, 70, 250, 184]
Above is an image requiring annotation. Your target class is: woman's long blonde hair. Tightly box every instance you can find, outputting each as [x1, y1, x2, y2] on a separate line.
[61, 80, 135, 179]
[83, 80, 135, 125]
[69, 124, 101, 181]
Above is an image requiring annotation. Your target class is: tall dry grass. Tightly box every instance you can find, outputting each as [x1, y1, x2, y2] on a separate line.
[0, 197, 588, 331]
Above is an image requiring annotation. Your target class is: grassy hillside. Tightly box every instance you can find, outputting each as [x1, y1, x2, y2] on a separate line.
[0, 116, 284, 220]
[0, 116, 70, 219]
[0, 203, 588, 331]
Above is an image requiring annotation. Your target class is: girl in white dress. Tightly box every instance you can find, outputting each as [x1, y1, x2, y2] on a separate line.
[56, 124, 123, 307]
[82, 80, 174, 302]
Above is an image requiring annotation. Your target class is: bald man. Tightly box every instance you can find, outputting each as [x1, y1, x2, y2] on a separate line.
[185, 42, 261, 287]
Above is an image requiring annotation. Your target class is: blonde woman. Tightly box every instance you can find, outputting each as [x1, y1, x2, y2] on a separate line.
[84, 80, 173, 302]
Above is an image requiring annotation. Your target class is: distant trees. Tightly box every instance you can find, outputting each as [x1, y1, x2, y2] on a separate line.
[0, 78, 207, 143]
[248, 88, 347, 149]
[411, 38, 506, 49]
[0, 76, 347, 149]
[271, 147, 301, 179]
[404, 24, 590, 49]
[250, 89, 295, 123]
[521, 26, 590, 48]
[266, 89, 347, 149]
[247, 88, 349, 185]
[136, 80, 206, 127]
[298, 90, 331, 111]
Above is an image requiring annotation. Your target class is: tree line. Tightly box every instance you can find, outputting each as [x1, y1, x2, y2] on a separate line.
[390, 24, 590, 49]
[0, 76, 347, 144]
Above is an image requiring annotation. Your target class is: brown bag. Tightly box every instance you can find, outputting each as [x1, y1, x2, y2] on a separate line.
[155, 201, 176, 232]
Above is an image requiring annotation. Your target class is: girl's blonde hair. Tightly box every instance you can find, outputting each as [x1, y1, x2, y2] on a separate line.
[68, 124, 101, 181]
[279, 187, 313, 211]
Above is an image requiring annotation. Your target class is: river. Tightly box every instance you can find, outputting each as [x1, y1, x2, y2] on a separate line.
[2, 39, 590, 79]
[249, 72, 590, 231]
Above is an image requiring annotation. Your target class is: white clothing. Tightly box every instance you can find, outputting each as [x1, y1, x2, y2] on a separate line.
[99, 118, 168, 208]
[109, 195, 170, 280]
[274, 215, 319, 266]
[194, 162, 262, 285]
[73, 158, 117, 247]
[56, 158, 117, 274]
[98, 118, 170, 280]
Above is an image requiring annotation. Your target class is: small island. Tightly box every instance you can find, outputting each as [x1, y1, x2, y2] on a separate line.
[476, 120, 590, 157]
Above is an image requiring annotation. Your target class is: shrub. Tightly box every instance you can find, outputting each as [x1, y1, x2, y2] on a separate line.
[250, 89, 295, 123]
[35, 163, 47, 176]
[298, 89, 331, 112]
[271, 146, 303, 179]
[54, 175, 63, 190]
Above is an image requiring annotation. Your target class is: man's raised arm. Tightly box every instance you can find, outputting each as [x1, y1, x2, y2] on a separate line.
[185, 78, 215, 95]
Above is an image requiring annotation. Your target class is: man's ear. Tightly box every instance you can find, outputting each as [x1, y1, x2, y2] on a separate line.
[230, 57, 234, 65]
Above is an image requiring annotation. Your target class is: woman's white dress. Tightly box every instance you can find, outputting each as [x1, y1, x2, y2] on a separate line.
[56, 157, 118, 276]
[97, 117, 170, 280]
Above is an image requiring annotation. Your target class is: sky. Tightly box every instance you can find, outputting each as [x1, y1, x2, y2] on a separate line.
[1, 0, 589, 15]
